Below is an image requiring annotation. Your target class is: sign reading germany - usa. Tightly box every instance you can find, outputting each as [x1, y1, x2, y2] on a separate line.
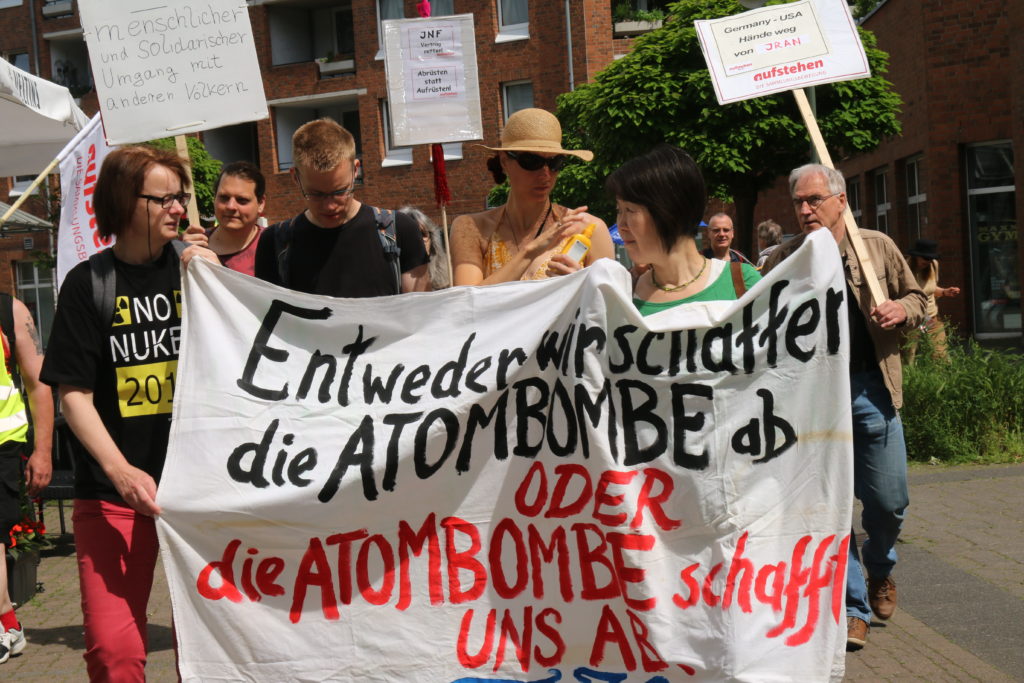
[157, 231, 854, 681]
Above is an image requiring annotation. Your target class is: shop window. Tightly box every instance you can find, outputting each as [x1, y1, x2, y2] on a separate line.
[966, 142, 1018, 337]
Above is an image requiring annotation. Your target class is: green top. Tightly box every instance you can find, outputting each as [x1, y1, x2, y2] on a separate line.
[634, 261, 761, 316]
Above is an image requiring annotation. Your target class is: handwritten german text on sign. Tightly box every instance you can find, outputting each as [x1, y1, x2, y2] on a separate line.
[383, 15, 482, 146]
[696, 0, 869, 104]
[78, 0, 268, 144]
[158, 231, 851, 681]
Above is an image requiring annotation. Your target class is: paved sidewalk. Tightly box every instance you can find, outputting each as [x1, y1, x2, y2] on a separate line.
[3, 463, 1023, 681]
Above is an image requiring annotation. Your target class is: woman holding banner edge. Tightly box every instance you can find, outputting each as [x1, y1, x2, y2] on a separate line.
[40, 146, 217, 681]
[606, 144, 760, 313]
[450, 108, 614, 285]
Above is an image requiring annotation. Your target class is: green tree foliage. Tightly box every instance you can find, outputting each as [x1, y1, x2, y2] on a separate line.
[147, 136, 222, 220]
[555, 0, 901, 242]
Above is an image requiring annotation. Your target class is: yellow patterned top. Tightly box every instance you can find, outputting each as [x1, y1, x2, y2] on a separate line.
[483, 205, 571, 281]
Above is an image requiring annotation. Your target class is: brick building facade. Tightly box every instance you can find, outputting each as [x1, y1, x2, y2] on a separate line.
[753, 0, 1023, 343]
[2, 0, 653, 343]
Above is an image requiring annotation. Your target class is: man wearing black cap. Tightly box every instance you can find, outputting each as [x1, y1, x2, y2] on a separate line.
[905, 238, 960, 361]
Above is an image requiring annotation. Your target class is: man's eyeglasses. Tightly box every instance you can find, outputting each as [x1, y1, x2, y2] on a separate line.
[792, 193, 839, 210]
[506, 151, 568, 173]
[138, 193, 190, 209]
[295, 171, 357, 204]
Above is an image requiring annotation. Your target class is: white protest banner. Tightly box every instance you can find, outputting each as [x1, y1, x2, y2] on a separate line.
[383, 15, 483, 146]
[695, 0, 869, 104]
[56, 113, 115, 290]
[77, 0, 268, 144]
[158, 229, 852, 682]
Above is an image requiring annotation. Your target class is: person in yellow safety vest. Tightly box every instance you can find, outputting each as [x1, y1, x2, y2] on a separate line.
[0, 294, 53, 665]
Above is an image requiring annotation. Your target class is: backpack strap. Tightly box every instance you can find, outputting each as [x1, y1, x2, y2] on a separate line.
[89, 241, 186, 326]
[272, 214, 301, 287]
[371, 206, 402, 295]
[89, 248, 117, 328]
[730, 260, 747, 298]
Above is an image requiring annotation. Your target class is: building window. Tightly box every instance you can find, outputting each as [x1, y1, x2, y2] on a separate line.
[966, 142, 1018, 337]
[49, 36, 93, 98]
[431, 0, 455, 15]
[273, 105, 361, 172]
[846, 177, 861, 222]
[269, 7, 314, 66]
[873, 168, 890, 233]
[333, 3, 355, 59]
[203, 122, 259, 166]
[4, 51, 30, 73]
[905, 155, 927, 241]
[376, 0, 405, 59]
[15, 262, 54, 349]
[502, 80, 533, 121]
[381, 100, 413, 167]
[497, 0, 529, 42]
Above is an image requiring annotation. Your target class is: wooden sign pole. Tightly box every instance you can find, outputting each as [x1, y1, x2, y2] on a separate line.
[792, 88, 886, 308]
[174, 135, 202, 230]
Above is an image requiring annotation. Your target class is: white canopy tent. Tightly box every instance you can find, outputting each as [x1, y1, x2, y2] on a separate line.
[0, 60, 89, 177]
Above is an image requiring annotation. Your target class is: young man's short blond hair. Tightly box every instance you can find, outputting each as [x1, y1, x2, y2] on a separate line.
[292, 118, 357, 172]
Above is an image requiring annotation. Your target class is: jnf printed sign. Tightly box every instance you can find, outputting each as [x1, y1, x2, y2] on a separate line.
[696, 0, 869, 104]
[158, 231, 852, 681]
[383, 15, 483, 145]
[78, 0, 268, 144]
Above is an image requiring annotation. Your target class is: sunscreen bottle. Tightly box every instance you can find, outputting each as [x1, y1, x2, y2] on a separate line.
[561, 223, 596, 264]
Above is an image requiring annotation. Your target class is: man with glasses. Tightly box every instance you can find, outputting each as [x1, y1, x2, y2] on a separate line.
[254, 118, 430, 295]
[701, 213, 753, 265]
[762, 163, 925, 652]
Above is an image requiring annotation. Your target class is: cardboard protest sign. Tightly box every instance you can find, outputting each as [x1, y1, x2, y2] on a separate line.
[158, 230, 852, 681]
[695, 0, 869, 104]
[383, 15, 483, 146]
[78, 0, 268, 144]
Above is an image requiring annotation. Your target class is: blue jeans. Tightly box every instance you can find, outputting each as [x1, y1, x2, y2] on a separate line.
[846, 369, 909, 622]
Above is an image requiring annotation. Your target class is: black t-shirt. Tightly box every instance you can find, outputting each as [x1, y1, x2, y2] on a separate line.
[41, 244, 182, 502]
[253, 204, 429, 297]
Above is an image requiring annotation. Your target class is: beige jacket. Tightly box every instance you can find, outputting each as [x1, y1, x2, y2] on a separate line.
[764, 229, 926, 409]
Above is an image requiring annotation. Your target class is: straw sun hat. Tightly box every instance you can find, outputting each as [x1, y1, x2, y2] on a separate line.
[480, 108, 593, 161]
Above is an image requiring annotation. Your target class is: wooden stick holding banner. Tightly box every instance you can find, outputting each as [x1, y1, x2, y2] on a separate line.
[173, 135, 202, 230]
[792, 88, 886, 307]
[0, 157, 59, 231]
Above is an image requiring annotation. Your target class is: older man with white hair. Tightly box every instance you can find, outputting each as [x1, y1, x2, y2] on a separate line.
[763, 163, 926, 651]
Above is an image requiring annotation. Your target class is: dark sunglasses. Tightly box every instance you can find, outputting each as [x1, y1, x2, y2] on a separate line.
[506, 150, 568, 172]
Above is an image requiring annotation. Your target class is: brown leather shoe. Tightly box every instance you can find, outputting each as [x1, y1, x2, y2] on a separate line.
[847, 616, 869, 650]
[868, 575, 898, 620]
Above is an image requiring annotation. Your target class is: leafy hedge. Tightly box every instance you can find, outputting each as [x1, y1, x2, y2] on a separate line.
[902, 328, 1024, 464]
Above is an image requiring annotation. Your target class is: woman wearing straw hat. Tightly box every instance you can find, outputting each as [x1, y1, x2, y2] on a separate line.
[903, 238, 959, 362]
[450, 108, 614, 285]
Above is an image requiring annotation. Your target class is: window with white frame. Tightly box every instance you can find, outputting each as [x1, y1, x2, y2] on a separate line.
[846, 177, 861, 222]
[16, 262, 54, 349]
[381, 99, 413, 166]
[965, 141, 1018, 337]
[376, 0, 405, 59]
[497, 0, 529, 42]
[905, 155, 927, 240]
[873, 168, 890, 233]
[273, 104, 361, 171]
[502, 80, 533, 121]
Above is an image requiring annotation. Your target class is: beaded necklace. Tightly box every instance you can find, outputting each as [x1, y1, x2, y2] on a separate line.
[650, 257, 708, 292]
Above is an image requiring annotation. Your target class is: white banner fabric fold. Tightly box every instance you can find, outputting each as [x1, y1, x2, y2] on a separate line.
[158, 229, 852, 682]
[56, 114, 115, 290]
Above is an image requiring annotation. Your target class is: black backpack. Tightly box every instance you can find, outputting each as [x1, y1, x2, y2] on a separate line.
[272, 207, 401, 294]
